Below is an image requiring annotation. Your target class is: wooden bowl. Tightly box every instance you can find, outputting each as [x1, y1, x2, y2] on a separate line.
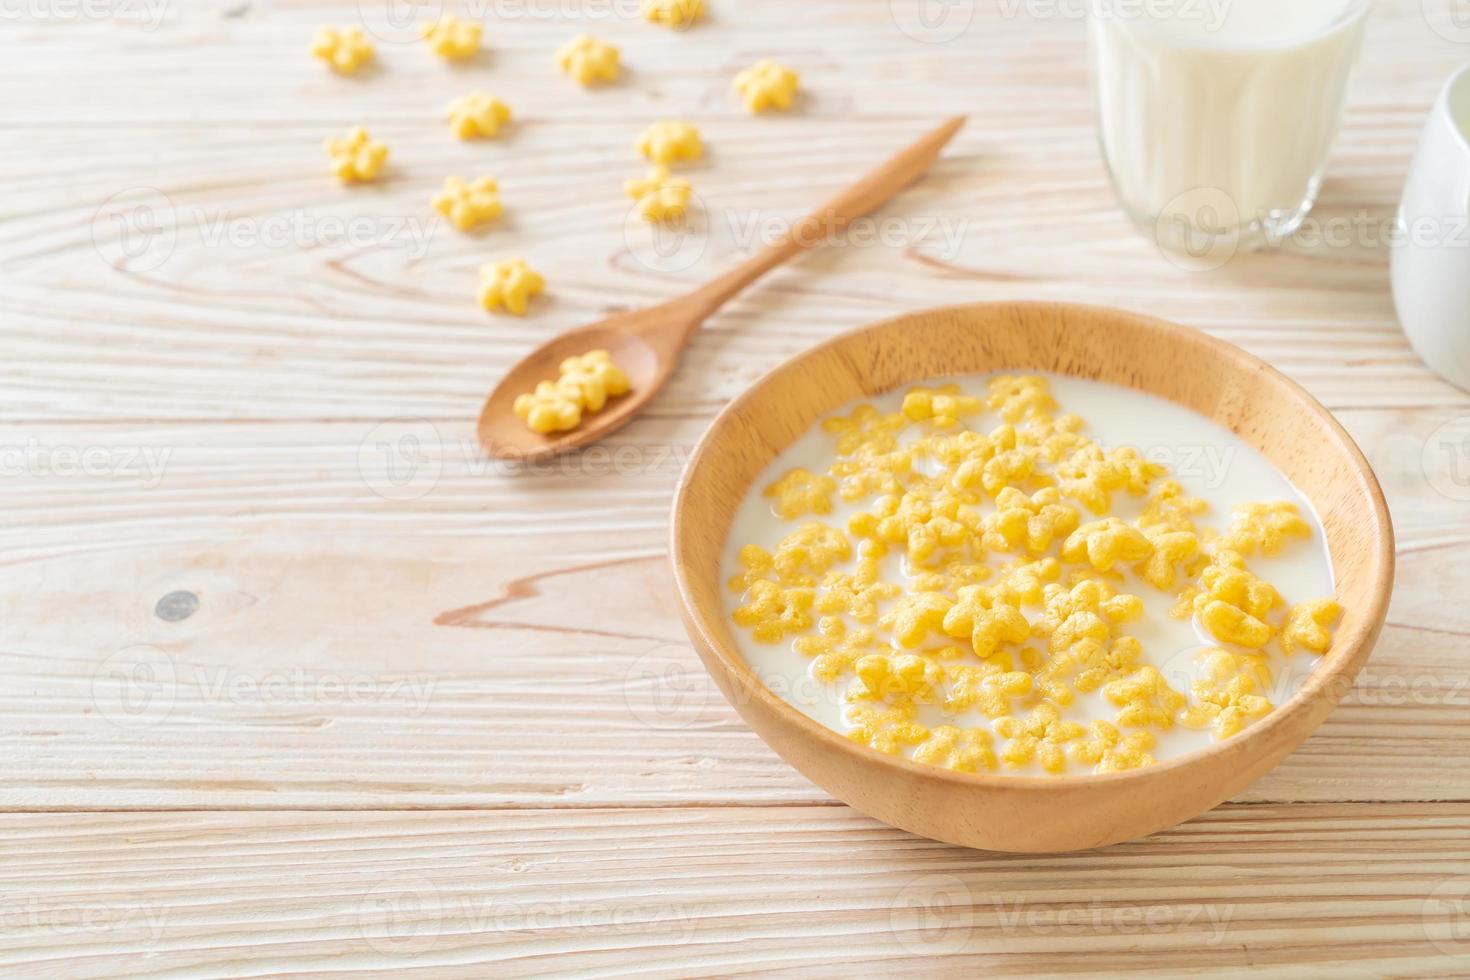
[670, 302, 1394, 853]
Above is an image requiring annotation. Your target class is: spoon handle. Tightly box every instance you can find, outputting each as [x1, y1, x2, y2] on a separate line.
[682, 115, 966, 318]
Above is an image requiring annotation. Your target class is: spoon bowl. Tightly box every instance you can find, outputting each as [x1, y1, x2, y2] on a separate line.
[477, 309, 672, 461]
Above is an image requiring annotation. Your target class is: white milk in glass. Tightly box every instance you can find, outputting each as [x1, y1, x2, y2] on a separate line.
[1089, 0, 1369, 251]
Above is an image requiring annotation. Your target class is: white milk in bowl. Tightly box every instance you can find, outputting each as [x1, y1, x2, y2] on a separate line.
[1088, 0, 1369, 252]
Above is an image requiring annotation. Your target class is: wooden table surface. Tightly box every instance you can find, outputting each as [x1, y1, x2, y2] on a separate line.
[4, 0, 1470, 975]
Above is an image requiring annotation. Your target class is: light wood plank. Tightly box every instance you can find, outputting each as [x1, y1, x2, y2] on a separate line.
[0, 805, 1466, 978]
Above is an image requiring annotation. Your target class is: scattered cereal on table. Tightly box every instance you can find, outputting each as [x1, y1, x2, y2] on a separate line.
[423, 14, 482, 60]
[624, 165, 692, 221]
[447, 92, 511, 139]
[557, 35, 620, 85]
[637, 121, 703, 165]
[310, 26, 374, 73]
[642, 0, 705, 29]
[478, 258, 545, 315]
[325, 127, 388, 182]
[432, 176, 503, 231]
[734, 59, 799, 113]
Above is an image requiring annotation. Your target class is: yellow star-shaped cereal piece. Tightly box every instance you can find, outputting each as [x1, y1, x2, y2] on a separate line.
[902, 384, 982, 428]
[995, 702, 1086, 773]
[1071, 721, 1156, 773]
[556, 350, 631, 413]
[446, 91, 511, 140]
[1220, 501, 1312, 557]
[432, 175, 503, 232]
[733, 579, 815, 643]
[913, 726, 997, 773]
[423, 14, 482, 60]
[845, 703, 929, 755]
[642, 0, 705, 29]
[1062, 517, 1154, 573]
[1103, 665, 1186, 730]
[310, 26, 374, 73]
[478, 258, 545, 315]
[325, 127, 389, 182]
[513, 381, 582, 435]
[734, 59, 799, 113]
[637, 120, 703, 165]
[942, 585, 1030, 660]
[986, 375, 1056, 423]
[557, 34, 620, 86]
[1279, 599, 1341, 655]
[624, 165, 693, 222]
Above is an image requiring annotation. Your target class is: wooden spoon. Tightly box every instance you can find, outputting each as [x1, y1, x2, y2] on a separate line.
[477, 115, 966, 461]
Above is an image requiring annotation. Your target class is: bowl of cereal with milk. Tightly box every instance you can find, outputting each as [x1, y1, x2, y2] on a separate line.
[670, 302, 1393, 852]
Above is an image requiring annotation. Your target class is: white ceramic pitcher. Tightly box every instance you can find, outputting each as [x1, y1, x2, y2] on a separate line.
[1392, 63, 1470, 392]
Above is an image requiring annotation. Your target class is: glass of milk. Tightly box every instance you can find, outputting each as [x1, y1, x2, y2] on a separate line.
[1088, 0, 1371, 255]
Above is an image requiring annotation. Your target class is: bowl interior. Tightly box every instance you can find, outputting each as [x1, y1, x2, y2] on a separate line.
[672, 301, 1394, 781]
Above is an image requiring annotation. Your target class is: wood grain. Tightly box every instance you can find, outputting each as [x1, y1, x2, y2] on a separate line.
[2, 0, 1468, 969]
[0, 805, 1467, 978]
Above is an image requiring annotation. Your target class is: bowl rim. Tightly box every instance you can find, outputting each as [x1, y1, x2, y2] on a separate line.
[670, 300, 1395, 791]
